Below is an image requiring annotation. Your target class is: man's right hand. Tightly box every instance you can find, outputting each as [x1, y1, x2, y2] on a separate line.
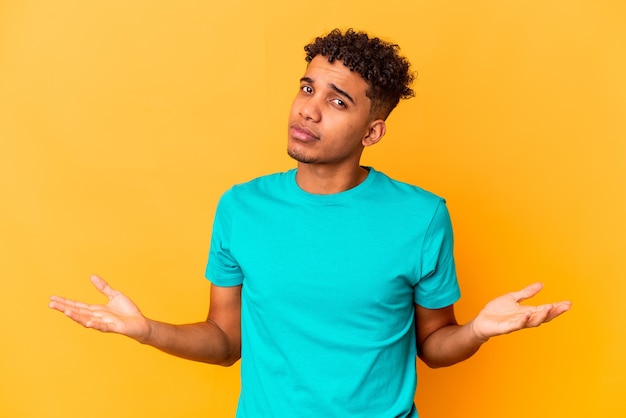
[49, 274, 151, 342]
[50, 276, 242, 365]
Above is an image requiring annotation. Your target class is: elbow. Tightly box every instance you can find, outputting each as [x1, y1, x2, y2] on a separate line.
[417, 343, 481, 369]
[418, 354, 455, 369]
[218, 352, 241, 367]
[212, 345, 241, 367]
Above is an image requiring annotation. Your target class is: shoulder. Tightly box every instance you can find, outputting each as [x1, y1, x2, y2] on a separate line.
[370, 168, 445, 206]
[223, 170, 293, 195]
[217, 170, 295, 210]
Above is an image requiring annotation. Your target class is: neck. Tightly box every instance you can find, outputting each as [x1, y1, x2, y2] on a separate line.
[295, 163, 369, 194]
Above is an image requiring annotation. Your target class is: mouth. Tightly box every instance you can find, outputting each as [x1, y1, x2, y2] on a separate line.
[289, 123, 320, 142]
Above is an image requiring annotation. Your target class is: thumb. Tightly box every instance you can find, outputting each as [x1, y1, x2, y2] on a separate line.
[90, 274, 119, 300]
[510, 282, 544, 303]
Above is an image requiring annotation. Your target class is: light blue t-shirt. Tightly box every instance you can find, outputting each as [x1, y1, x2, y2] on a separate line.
[206, 168, 460, 417]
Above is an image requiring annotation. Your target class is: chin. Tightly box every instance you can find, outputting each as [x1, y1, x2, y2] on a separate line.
[287, 148, 317, 164]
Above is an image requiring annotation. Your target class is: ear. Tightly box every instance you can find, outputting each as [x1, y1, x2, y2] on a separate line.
[362, 119, 386, 147]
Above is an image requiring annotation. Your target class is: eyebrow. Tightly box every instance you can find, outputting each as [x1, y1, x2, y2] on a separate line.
[300, 76, 356, 105]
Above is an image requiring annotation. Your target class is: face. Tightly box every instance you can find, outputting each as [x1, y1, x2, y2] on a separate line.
[287, 56, 384, 167]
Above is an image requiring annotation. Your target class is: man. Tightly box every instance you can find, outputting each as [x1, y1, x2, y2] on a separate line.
[49, 29, 571, 417]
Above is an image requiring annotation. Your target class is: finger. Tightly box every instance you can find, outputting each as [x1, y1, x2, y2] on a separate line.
[543, 301, 572, 323]
[62, 304, 99, 327]
[524, 304, 554, 328]
[49, 299, 71, 313]
[49, 295, 104, 316]
[49, 296, 91, 312]
[84, 310, 124, 333]
[90, 274, 118, 301]
[524, 301, 571, 327]
[84, 319, 111, 332]
[64, 304, 116, 330]
[510, 282, 544, 303]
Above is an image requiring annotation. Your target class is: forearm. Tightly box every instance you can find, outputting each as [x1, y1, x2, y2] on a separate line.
[139, 319, 240, 366]
[418, 320, 487, 368]
[416, 283, 572, 368]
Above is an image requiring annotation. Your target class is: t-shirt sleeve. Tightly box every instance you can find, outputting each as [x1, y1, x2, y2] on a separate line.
[414, 199, 461, 308]
[205, 189, 244, 287]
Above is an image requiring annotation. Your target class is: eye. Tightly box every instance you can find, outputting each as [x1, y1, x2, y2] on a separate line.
[332, 98, 346, 108]
[301, 85, 313, 94]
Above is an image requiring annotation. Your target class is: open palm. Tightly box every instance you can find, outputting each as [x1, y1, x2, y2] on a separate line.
[49, 275, 150, 340]
[472, 282, 572, 341]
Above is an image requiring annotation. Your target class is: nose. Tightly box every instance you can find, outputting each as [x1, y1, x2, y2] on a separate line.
[298, 96, 321, 122]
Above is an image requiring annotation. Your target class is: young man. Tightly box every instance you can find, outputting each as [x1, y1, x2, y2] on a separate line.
[49, 29, 571, 417]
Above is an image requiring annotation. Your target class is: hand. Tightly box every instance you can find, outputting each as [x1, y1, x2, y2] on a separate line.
[471, 282, 571, 342]
[49, 275, 150, 341]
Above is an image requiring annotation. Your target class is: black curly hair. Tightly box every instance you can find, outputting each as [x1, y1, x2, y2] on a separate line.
[304, 28, 415, 120]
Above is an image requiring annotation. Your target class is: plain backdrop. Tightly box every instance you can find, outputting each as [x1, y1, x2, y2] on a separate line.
[1, 1, 624, 417]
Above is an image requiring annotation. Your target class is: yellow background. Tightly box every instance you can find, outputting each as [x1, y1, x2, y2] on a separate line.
[1, 1, 624, 417]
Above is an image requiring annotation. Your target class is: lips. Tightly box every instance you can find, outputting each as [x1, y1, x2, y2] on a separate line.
[289, 123, 320, 142]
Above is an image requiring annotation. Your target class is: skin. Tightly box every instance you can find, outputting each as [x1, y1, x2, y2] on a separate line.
[49, 56, 572, 370]
[287, 56, 386, 194]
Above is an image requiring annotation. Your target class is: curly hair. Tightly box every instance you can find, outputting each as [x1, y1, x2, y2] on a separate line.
[304, 28, 415, 120]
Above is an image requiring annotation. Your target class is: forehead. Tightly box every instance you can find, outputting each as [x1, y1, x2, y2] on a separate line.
[303, 56, 369, 98]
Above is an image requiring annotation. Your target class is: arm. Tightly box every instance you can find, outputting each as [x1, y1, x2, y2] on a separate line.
[49, 274, 241, 366]
[416, 282, 571, 368]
